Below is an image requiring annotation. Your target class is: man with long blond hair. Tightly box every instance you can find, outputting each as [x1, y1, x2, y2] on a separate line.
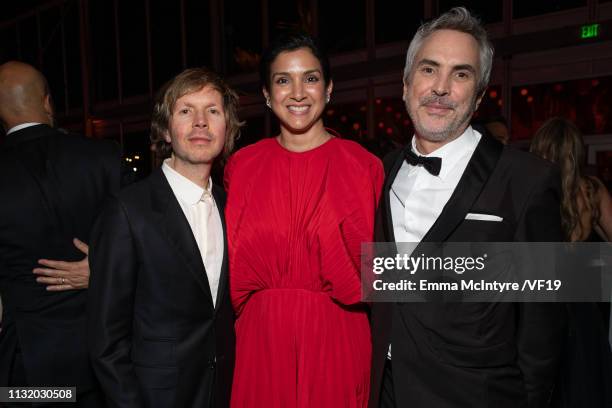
[88, 67, 241, 408]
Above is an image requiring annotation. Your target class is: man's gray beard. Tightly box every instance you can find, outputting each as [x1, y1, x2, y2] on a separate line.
[412, 120, 457, 142]
[406, 99, 476, 143]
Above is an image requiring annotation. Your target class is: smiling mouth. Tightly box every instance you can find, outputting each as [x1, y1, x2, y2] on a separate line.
[423, 104, 453, 114]
[287, 105, 310, 113]
[189, 129, 213, 140]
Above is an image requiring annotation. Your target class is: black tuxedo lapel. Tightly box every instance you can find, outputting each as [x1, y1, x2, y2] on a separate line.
[422, 134, 503, 243]
[381, 147, 411, 243]
[211, 184, 228, 311]
[149, 169, 214, 308]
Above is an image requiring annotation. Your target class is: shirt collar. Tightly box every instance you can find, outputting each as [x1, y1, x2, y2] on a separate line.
[7, 122, 43, 135]
[411, 126, 481, 180]
[162, 159, 213, 205]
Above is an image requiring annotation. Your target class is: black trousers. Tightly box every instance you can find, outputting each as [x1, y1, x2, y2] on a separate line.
[380, 359, 396, 408]
[7, 349, 104, 408]
[6, 350, 26, 408]
[8, 349, 26, 386]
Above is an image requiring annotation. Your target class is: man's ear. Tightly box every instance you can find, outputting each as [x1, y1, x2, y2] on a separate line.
[474, 87, 486, 111]
[163, 130, 172, 144]
[402, 79, 409, 102]
[43, 94, 54, 119]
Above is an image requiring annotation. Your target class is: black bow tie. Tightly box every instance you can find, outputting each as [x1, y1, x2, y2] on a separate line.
[404, 149, 442, 176]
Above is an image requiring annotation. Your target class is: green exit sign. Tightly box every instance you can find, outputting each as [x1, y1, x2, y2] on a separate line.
[581, 24, 600, 39]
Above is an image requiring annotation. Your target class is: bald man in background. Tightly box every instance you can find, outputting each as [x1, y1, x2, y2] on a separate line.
[0, 61, 120, 406]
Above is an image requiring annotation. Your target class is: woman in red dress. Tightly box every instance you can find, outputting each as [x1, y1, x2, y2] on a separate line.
[224, 33, 383, 408]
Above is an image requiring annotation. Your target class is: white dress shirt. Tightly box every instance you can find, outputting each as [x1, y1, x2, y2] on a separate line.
[388, 126, 481, 358]
[162, 160, 224, 307]
[391, 126, 481, 243]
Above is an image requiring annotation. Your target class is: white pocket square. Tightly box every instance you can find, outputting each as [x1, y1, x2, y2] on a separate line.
[465, 213, 503, 222]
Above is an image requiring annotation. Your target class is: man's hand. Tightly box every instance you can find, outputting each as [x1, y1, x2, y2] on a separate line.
[33, 238, 90, 291]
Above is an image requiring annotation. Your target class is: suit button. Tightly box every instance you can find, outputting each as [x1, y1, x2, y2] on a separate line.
[208, 357, 216, 369]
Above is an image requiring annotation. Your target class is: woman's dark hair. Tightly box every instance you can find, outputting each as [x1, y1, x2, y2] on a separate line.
[259, 31, 331, 91]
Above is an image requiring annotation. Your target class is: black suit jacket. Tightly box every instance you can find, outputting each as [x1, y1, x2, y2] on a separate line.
[0, 124, 120, 393]
[88, 168, 235, 408]
[369, 132, 565, 408]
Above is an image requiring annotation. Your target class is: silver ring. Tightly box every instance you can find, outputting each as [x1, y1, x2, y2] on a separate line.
[61, 277, 65, 285]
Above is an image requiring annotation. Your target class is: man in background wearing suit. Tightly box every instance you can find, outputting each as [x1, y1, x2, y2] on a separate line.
[0, 61, 120, 406]
[88, 67, 239, 408]
[369, 8, 565, 408]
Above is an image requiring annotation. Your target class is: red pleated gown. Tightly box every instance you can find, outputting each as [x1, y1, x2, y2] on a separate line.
[224, 136, 383, 408]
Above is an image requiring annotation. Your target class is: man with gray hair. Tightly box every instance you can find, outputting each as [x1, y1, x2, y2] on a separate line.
[370, 8, 564, 408]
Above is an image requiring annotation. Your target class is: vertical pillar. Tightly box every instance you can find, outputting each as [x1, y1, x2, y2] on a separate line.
[113, 0, 122, 104]
[502, 0, 512, 137]
[365, 0, 376, 141]
[78, 0, 92, 136]
[145, 0, 153, 97]
[210, 0, 222, 72]
[180, 0, 187, 69]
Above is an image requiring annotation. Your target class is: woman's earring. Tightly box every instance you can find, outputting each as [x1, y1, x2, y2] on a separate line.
[266, 98, 271, 108]
[326, 94, 331, 104]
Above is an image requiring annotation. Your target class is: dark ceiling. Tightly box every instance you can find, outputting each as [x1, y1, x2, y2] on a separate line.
[3, 0, 53, 22]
